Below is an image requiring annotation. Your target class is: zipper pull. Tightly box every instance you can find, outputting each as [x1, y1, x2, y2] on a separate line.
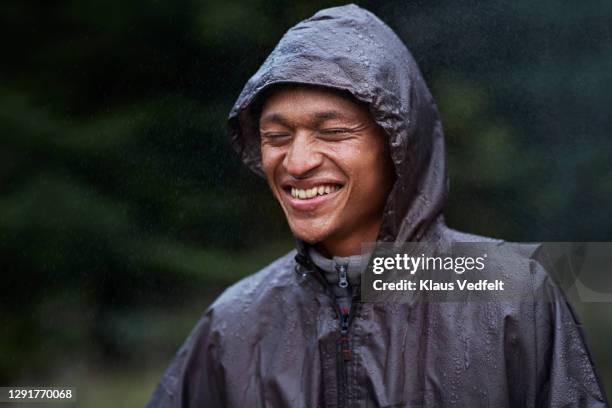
[336, 263, 349, 288]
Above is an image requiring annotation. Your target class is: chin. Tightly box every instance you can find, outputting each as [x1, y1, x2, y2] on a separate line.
[293, 231, 326, 245]
[290, 224, 333, 245]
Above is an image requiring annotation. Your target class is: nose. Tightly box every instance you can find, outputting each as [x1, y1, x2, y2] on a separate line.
[283, 132, 323, 178]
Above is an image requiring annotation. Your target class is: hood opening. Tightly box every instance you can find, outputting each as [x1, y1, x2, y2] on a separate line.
[228, 4, 448, 246]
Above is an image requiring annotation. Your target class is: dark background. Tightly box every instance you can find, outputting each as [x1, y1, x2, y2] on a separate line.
[2, 1, 611, 406]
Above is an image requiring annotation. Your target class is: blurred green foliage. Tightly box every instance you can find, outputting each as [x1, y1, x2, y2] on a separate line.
[1, 0, 612, 403]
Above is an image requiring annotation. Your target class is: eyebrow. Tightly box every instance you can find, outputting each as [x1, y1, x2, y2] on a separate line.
[259, 110, 350, 128]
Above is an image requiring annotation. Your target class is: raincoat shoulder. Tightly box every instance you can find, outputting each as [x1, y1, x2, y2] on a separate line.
[528, 259, 608, 407]
[482, 239, 606, 406]
[145, 251, 302, 408]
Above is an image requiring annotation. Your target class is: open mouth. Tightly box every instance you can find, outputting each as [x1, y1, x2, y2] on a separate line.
[284, 184, 343, 200]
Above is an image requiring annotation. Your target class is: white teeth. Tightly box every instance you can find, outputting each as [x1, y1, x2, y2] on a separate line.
[290, 184, 342, 200]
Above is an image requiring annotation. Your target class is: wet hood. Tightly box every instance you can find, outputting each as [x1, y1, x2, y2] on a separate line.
[228, 3, 448, 244]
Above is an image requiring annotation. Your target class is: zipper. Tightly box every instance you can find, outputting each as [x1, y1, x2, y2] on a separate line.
[335, 262, 353, 407]
[337, 306, 350, 407]
[339, 307, 351, 360]
[295, 254, 358, 408]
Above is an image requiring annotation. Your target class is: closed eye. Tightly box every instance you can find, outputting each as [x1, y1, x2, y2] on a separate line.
[260, 132, 291, 146]
[262, 132, 290, 138]
[318, 128, 355, 141]
[320, 128, 350, 135]
[261, 132, 292, 141]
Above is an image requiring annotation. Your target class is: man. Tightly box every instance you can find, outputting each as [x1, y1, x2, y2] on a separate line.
[147, 4, 607, 407]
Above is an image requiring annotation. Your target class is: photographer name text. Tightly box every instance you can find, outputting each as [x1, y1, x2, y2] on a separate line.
[372, 279, 505, 291]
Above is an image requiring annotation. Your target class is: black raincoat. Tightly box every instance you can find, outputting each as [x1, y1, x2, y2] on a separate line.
[147, 4, 608, 407]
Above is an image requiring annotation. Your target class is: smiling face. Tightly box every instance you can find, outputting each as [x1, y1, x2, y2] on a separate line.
[259, 85, 395, 256]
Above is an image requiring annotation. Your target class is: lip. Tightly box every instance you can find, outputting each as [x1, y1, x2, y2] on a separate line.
[281, 185, 343, 211]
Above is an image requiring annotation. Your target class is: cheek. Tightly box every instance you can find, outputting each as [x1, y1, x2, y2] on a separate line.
[261, 147, 283, 178]
[350, 145, 391, 200]
[325, 144, 362, 177]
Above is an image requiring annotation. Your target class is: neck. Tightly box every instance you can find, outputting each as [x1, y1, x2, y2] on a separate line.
[318, 219, 381, 257]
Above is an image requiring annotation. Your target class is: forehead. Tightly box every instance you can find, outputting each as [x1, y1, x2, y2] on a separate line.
[258, 85, 371, 125]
